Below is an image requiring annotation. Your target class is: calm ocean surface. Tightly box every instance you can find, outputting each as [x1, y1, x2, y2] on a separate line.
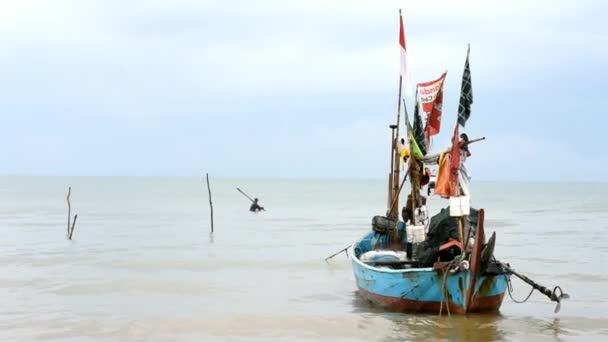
[2, 176, 607, 341]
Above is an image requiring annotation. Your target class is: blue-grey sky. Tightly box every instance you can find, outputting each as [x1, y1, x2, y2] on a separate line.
[1, 0, 606, 181]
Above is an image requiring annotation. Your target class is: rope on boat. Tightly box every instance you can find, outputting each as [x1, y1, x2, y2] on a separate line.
[438, 255, 465, 317]
[505, 275, 535, 303]
[439, 266, 452, 317]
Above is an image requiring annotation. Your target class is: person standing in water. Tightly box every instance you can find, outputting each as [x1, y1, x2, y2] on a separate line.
[249, 198, 265, 212]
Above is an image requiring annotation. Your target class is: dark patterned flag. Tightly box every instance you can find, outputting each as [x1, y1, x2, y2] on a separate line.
[458, 45, 473, 127]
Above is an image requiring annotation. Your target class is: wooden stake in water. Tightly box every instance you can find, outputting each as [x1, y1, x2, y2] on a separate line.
[66, 187, 77, 240]
[67, 187, 71, 236]
[206, 173, 214, 233]
[68, 215, 78, 240]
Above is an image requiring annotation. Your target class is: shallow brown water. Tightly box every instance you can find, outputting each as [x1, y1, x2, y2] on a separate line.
[2, 177, 607, 341]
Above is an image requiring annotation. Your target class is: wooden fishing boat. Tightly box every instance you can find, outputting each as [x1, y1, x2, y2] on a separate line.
[343, 11, 568, 315]
[351, 209, 509, 314]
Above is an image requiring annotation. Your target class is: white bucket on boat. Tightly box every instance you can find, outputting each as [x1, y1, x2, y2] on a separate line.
[449, 196, 470, 216]
[406, 224, 426, 243]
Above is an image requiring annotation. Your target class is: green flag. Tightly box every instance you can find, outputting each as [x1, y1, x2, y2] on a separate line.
[412, 98, 427, 155]
[407, 121, 424, 160]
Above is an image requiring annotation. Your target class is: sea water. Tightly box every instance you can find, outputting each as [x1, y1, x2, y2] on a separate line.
[1, 177, 607, 341]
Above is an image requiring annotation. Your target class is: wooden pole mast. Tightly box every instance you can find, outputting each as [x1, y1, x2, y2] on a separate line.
[389, 76, 402, 221]
[390, 10, 405, 221]
[388, 124, 396, 211]
[404, 97, 416, 226]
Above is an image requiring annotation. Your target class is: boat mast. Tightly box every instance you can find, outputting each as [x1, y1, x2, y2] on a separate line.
[387, 9, 407, 223]
[388, 123, 397, 209]
[388, 77, 402, 221]
[405, 96, 417, 226]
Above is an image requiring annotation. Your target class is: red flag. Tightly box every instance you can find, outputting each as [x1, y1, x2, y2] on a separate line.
[417, 72, 447, 136]
[428, 88, 444, 136]
[399, 11, 412, 96]
[449, 124, 461, 196]
[399, 13, 406, 51]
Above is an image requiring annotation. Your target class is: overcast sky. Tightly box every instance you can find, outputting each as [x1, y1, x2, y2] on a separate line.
[1, 0, 606, 181]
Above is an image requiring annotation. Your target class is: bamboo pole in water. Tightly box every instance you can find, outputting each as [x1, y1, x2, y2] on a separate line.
[206, 173, 214, 233]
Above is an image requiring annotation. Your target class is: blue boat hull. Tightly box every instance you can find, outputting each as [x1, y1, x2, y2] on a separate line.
[351, 246, 509, 314]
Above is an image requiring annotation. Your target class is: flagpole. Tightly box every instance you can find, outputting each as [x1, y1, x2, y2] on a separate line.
[390, 78, 402, 221]
[389, 9, 404, 221]
[459, 45, 472, 247]
[425, 107, 431, 150]
[403, 97, 418, 258]
[388, 123, 397, 211]
[451, 121, 466, 246]
[406, 95, 417, 227]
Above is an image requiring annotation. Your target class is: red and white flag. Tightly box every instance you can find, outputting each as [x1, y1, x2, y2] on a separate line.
[399, 12, 413, 97]
[418, 72, 447, 136]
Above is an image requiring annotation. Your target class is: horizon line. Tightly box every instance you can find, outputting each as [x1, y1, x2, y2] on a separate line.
[0, 174, 604, 184]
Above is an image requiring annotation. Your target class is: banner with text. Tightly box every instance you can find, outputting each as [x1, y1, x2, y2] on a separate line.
[418, 72, 447, 113]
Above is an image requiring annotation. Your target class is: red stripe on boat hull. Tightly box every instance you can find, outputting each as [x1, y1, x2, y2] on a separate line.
[357, 286, 505, 314]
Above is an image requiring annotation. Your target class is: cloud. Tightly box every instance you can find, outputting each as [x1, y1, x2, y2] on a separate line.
[1, 0, 591, 96]
[0, 0, 606, 179]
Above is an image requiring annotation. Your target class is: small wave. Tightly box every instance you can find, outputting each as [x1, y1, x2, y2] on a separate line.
[516, 208, 557, 214]
[485, 219, 518, 228]
[562, 273, 608, 283]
